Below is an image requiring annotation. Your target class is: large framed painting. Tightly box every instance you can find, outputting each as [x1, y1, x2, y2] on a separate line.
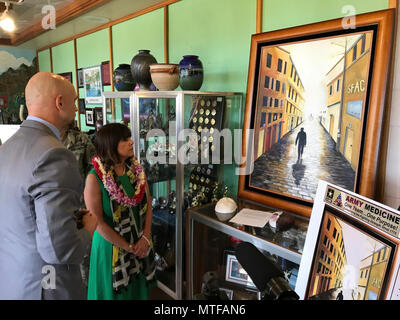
[238, 9, 395, 218]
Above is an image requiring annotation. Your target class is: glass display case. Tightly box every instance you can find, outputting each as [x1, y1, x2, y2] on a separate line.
[186, 199, 309, 300]
[102, 91, 243, 299]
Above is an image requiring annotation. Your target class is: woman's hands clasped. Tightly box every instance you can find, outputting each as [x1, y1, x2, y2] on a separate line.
[126, 236, 150, 259]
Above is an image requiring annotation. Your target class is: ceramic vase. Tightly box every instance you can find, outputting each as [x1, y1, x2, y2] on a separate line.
[113, 64, 135, 91]
[178, 55, 203, 90]
[130, 49, 157, 91]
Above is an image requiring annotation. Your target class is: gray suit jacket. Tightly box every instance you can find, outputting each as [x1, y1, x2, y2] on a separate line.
[0, 120, 91, 299]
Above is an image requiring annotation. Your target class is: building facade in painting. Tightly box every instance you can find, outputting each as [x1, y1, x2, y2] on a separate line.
[254, 46, 305, 160]
[321, 57, 344, 143]
[322, 32, 372, 170]
[308, 214, 347, 298]
[356, 244, 390, 300]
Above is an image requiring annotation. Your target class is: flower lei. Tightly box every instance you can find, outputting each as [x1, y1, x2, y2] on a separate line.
[92, 156, 146, 207]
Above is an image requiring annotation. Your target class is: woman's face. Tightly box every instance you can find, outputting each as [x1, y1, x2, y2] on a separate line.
[117, 136, 134, 161]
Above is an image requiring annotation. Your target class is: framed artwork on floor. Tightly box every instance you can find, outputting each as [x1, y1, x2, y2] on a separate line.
[238, 9, 395, 218]
[295, 180, 400, 300]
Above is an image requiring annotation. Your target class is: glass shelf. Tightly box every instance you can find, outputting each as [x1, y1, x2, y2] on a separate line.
[186, 201, 309, 299]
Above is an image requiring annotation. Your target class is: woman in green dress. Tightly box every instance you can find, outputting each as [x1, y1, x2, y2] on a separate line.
[84, 123, 156, 300]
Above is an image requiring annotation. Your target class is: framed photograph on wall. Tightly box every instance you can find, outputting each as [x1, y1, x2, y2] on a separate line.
[85, 108, 94, 126]
[77, 68, 84, 88]
[78, 98, 85, 114]
[295, 180, 400, 300]
[224, 251, 256, 289]
[59, 72, 72, 83]
[93, 107, 103, 125]
[101, 60, 111, 86]
[238, 9, 395, 218]
[83, 65, 103, 105]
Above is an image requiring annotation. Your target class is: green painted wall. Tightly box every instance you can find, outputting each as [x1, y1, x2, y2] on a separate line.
[76, 29, 111, 132]
[263, 0, 389, 32]
[112, 8, 164, 67]
[38, 49, 51, 72]
[169, 0, 256, 94]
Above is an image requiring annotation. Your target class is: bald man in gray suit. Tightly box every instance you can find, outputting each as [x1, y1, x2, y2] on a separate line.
[0, 72, 97, 300]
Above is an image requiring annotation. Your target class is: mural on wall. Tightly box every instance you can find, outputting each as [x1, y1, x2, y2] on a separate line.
[0, 46, 37, 124]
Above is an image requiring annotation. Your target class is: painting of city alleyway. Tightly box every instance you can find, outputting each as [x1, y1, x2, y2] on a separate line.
[251, 118, 355, 201]
[249, 31, 372, 201]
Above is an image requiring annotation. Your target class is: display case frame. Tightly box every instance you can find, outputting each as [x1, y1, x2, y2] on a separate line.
[102, 90, 243, 299]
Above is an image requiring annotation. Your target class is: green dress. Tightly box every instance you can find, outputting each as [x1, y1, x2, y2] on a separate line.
[87, 169, 156, 300]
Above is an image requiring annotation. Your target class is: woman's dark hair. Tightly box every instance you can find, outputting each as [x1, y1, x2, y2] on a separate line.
[94, 123, 132, 168]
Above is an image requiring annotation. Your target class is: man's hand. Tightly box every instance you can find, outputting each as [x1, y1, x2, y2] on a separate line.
[76, 209, 97, 236]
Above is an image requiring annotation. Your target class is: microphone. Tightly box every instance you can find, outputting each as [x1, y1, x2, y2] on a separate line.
[235, 242, 299, 300]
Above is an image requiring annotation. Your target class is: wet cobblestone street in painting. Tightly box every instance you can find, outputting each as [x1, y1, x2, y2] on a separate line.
[251, 119, 355, 201]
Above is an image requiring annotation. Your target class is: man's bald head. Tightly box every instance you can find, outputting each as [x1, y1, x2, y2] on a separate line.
[25, 72, 77, 131]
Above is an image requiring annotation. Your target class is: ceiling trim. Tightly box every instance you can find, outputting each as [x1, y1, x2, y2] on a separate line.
[2, 0, 113, 46]
[36, 0, 180, 52]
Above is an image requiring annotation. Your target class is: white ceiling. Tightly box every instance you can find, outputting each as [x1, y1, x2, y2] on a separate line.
[1, 0, 167, 49]
[0, 0, 74, 38]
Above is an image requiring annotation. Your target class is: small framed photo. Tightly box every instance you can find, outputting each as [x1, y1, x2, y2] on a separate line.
[101, 60, 111, 86]
[85, 108, 94, 126]
[220, 288, 233, 300]
[93, 107, 103, 125]
[77, 68, 84, 88]
[59, 72, 72, 83]
[224, 251, 256, 289]
[105, 98, 112, 113]
[78, 98, 85, 114]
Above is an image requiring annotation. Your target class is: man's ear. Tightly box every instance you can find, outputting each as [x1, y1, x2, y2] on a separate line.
[55, 94, 63, 111]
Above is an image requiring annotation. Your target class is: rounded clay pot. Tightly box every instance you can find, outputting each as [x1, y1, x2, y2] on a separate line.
[149, 63, 179, 91]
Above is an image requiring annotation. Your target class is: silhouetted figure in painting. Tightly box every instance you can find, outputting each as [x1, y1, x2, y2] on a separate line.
[336, 290, 344, 300]
[295, 127, 307, 161]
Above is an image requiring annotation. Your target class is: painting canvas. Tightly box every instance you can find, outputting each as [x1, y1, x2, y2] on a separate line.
[83, 65, 103, 105]
[295, 181, 400, 300]
[0, 47, 36, 124]
[238, 10, 395, 217]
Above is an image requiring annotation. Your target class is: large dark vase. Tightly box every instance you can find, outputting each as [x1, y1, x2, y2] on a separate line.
[113, 64, 135, 91]
[178, 55, 203, 90]
[130, 49, 157, 91]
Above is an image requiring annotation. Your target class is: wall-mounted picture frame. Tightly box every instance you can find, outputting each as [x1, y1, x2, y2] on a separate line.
[238, 9, 395, 218]
[78, 98, 85, 114]
[224, 251, 256, 289]
[101, 60, 111, 86]
[0, 96, 8, 108]
[59, 72, 72, 83]
[93, 107, 103, 125]
[85, 108, 94, 126]
[295, 180, 400, 300]
[83, 65, 103, 105]
[77, 68, 84, 88]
